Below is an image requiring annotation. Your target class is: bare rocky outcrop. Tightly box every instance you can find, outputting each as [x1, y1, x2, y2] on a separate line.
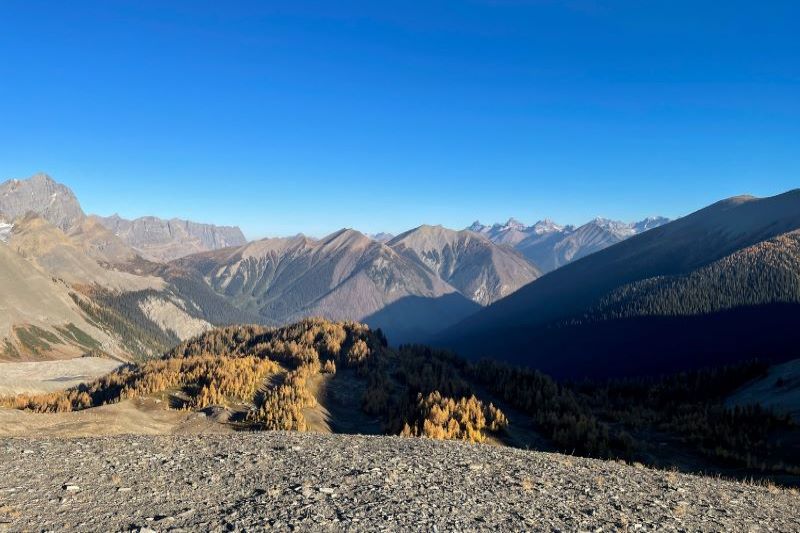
[95, 214, 247, 261]
[0, 433, 797, 531]
[137, 295, 212, 339]
[0, 173, 85, 232]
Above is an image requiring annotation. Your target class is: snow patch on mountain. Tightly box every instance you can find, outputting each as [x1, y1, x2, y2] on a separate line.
[0, 221, 12, 243]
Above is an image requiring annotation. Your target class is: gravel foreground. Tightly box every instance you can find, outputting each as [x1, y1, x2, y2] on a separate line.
[0, 433, 798, 532]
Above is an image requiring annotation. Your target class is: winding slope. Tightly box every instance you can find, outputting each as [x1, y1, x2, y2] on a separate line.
[7, 214, 161, 291]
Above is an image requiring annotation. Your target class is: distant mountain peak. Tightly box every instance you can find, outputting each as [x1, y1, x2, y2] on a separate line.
[504, 217, 526, 229]
[369, 232, 395, 243]
[531, 219, 565, 234]
[0, 173, 86, 232]
[467, 220, 485, 232]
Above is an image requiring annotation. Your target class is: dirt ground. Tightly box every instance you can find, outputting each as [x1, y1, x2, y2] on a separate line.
[0, 357, 122, 396]
[0, 398, 232, 437]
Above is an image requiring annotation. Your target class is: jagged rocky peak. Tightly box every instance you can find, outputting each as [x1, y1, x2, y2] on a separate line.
[467, 220, 487, 233]
[499, 217, 526, 230]
[0, 172, 86, 231]
[531, 219, 566, 234]
[588, 217, 637, 238]
[633, 216, 671, 233]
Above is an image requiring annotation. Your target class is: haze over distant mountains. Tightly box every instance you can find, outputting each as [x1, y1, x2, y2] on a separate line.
[96, 214, 247, 262]
[468, 215, 670, 273]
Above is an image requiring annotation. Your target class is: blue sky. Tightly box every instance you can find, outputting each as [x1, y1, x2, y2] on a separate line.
[1, 1, 798, 238]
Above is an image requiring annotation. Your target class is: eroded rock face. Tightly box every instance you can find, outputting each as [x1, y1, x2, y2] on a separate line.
[95, 214, 247, 261]
[0, 173, 85, 232]
[0, 433, 797, 531]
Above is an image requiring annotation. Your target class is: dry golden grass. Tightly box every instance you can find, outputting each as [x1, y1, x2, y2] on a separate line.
[672, 502, 689, 518]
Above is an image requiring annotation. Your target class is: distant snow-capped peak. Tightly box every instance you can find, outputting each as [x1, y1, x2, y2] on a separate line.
[531, 219, 565, 235]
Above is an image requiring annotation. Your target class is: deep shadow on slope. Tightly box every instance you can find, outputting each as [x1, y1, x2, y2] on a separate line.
[468, 303, 800, 380]
[363, 293, 481, 345]
[437, 189, 800, 371]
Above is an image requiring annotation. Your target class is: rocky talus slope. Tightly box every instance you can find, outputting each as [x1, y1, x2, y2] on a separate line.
[1, 433, 797, 532]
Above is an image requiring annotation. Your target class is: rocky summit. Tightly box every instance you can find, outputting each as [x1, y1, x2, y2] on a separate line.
[0, 433, 798, 532]
[0, 173, 85, 232]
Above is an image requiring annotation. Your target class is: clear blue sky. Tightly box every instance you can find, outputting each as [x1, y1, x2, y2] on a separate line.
[1, 1, 798, 238]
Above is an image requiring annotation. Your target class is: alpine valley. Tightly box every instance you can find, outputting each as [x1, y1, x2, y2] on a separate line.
[2, 172, 800, 488]
[0, 173, 666, 360]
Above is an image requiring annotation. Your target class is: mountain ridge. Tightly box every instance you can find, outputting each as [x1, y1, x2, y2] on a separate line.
[95, 213, 247, 262]
[468, 215, 670, 272]
[436, 189, 800, 378]
[388, 224, 541, 305]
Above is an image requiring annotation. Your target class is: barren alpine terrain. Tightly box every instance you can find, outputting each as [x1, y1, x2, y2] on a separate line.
[0, 358, 122, 396]
[1, 433, 798, 532]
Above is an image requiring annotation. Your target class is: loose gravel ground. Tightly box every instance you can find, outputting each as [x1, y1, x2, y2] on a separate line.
[0, 433, 798, 532]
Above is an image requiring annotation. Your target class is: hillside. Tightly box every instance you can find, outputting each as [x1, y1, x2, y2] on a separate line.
[1, 433, 797, 532]
[585, 230, 800, 321]
[4, 318, 798, 481]
[0, 242, 121, 360]
[96, 214, 247, 261]
[0, 175, 264, 361]
[175, 229, 481, 342]
[7, 214, 160, 291]
[439, 190, 800, 378]
[0, 216, 222, 361]
[388, 225, 541, 305]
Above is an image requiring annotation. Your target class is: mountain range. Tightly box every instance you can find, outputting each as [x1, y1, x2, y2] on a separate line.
[3, 172, 800, 482]
[96, 214, 247, 262]
[0, 173, 544, 358]
[3, 172, 799, 387]
[438, 190, 800, 378]
[174, 224, 542, 341]
[468, 215, 670, 272]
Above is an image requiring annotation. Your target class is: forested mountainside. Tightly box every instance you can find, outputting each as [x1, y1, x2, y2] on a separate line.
[438, 190, 800, 378]
[4, 318, 798, 482]
[584, 230, 800, 321]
